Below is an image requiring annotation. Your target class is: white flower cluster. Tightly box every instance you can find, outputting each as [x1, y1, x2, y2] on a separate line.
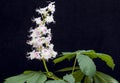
[27, 2, 57, 60]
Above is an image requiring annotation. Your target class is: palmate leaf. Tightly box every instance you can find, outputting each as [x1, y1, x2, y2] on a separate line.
[63, 74, 75, 83]
[95, 53, 115, 70]
[46, 74, 75, 83]
[45, 80, 66, 83]
[76, 54, 96, 77]
[94, 71, 118, 83]
[84, 76, 93, 83]
[80, 50, 115, 69]
[80, 50, 97, 59]
[53, 52, 76, 64]
[56, 66, 79, 72]
[4, 71, 47, 83]
[72, 70, 84, 83]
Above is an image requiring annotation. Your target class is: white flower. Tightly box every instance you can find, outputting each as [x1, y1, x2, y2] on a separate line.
[48, 2, 55, 13]
[46, 35, 51, 42]
[27, 2, 57, 60]
[29, 26, 48, 38]
[49, 44, 54, 49]
[41, 48, 51, 60]
[36, 7, 47, 15]
[40, 47, 57, 60]
[38, 25, 48, 34]
[45, 15, 55, 23]
[51, 51, 57, 58]
[32, 17, 42, 25]
[27, 37, 51, 48]
[27, 50, 41, 60]
[27, 38, 39, 47]
[49, 44, 57, 57]
[46, 29, 51, 35]
[29, 28, 41, 38]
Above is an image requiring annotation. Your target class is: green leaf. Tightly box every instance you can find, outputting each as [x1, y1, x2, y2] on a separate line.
[4, 73, 34, 83]
[63, 74, 75, 83]
[45, 80, 66, 83]
[72, 70, 84, 83]
[94, 71, 118, 83]
[53, 52, 76, 64]
[95, 53, 115, 70]
[84, 76, 93, 83]
[56, 66, 79, 72]
[79, 50, 115, 69]
[23, 70, 34, 74]
[80, 50, 98, 59]
[77, 54, 96, 77]
[4, 71, 47, 83]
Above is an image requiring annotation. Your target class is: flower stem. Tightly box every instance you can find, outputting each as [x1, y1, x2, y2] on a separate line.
[42, 59, 62, 80]
[72, 57, 77, 74]
[42, 59, 50, 76]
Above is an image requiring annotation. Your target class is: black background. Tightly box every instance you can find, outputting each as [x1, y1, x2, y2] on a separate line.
[0, 0, 120, 82]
